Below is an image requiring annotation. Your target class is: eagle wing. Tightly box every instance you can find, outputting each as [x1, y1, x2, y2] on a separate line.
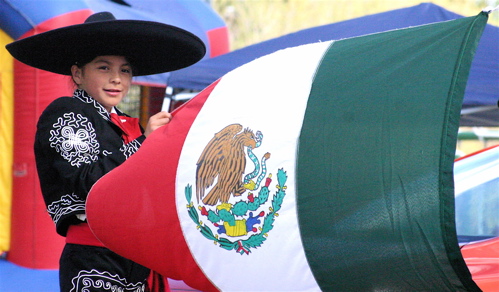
[196, 124, 243, 203]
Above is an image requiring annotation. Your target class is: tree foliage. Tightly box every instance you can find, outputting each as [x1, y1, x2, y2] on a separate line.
[212, 0, 498, 50]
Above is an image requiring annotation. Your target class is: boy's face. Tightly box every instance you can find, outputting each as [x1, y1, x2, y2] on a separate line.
[71, 55, 132, 112]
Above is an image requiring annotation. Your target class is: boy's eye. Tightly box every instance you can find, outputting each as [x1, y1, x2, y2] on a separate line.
[122, 68, 132, 73]
[98, 66, 109, 70]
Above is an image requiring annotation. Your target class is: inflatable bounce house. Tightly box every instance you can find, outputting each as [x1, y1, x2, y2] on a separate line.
[0, 0, 228, 270]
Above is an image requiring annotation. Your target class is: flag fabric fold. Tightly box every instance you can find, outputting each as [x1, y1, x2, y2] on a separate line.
[86, 12, 488, 291]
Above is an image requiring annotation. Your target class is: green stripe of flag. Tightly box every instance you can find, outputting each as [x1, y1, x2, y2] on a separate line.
[297, 13, 487, 291]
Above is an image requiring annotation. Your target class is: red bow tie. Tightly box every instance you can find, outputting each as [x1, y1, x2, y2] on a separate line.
[110, 113, 142, 144]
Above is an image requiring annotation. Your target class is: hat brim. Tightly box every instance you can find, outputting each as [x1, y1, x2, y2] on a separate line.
[6, 19, 206, 76]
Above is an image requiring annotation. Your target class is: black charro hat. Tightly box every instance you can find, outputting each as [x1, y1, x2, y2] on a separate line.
[5, 12, 206, 76]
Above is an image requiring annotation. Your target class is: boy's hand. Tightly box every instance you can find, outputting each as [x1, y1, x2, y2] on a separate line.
[144, 111, 172, 137]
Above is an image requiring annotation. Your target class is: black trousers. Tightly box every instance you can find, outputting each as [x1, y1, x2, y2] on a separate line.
[59, 243, 150, 292]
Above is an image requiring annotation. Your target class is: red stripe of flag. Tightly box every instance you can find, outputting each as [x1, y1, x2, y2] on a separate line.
[87, 81, 221, 291]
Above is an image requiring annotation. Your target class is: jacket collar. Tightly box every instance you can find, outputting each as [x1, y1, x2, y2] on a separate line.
[73, 89, 115, 122]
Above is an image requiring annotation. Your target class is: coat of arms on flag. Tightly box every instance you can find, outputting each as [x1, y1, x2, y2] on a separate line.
[87, 11, 490, 292]
[184, 123, 287, 254]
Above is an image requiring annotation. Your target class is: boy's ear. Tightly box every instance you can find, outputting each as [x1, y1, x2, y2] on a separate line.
[71, 65, 82, 85]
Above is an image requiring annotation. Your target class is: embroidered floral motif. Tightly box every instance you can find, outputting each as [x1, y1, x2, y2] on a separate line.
[121, 140, 141, 159]
[50, 112, 100, 167]
[47, 194, 85, 224]
[71, 269, 145, 292]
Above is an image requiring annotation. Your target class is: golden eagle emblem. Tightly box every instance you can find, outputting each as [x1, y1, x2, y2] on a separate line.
[196, 124, 264, 206]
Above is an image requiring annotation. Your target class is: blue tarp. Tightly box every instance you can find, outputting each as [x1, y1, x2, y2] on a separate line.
[167, 3, 499, 126]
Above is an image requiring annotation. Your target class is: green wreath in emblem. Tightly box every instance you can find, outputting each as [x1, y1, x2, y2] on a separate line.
[185, 168, 287, 255]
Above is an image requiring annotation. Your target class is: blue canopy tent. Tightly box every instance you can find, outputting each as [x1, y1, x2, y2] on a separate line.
[167, 3, 499, 126]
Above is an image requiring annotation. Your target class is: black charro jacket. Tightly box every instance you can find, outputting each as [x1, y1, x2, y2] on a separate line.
[34, 89, 145, 236]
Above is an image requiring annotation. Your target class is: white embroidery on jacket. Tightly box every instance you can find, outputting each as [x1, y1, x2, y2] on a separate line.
[50, 112, 100, 167]
[121, 140, 141, 159]
[47, 194, 85, 224]
[71, 269, 146, 292]
[73, 89, 110, 121]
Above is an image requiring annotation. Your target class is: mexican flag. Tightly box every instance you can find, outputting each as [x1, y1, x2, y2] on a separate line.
[87, 12, 488, 291]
